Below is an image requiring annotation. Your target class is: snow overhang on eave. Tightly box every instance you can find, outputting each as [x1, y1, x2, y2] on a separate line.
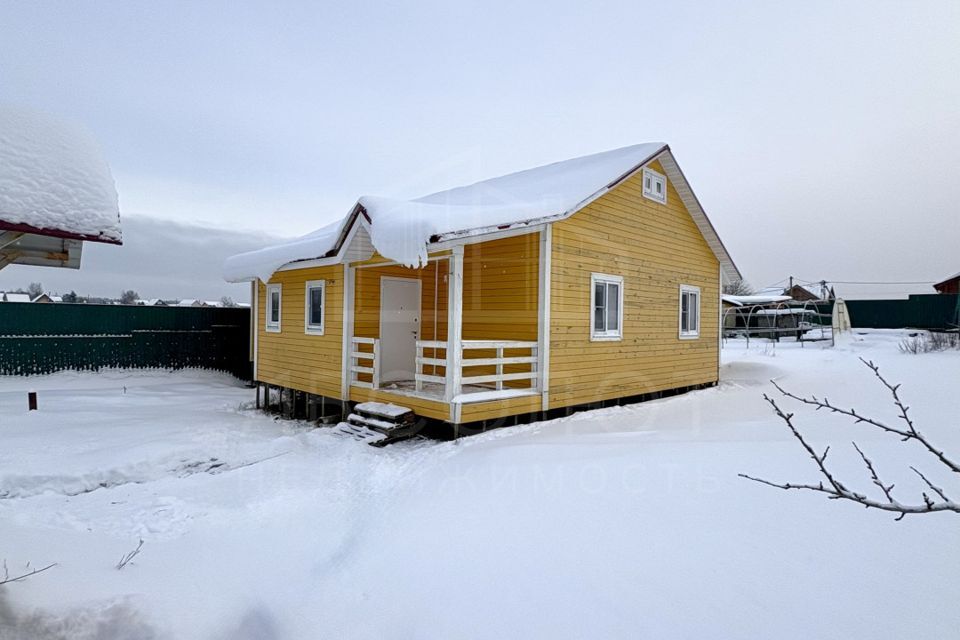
[0, 219, 122, 245]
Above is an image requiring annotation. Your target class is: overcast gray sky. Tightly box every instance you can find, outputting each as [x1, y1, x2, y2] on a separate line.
[1, 0, 958, 300]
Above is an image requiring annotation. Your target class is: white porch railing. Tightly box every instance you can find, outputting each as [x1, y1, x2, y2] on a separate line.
[415, 339, 538, 396]
[414, 340, 447, 391]
[350, 337, 380, 389]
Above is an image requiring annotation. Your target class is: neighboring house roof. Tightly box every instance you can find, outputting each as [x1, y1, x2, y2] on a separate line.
[177, 299, 198, 306]
[934, 272, 960, 290]
[30, 293, 61, 303]
[0, 108, 121, 245]
[224, 143, 740, 283]
[0, 108, 121, 272]
[203, 300, 222, 307]
[783, 284, 822, 301]
[3, 292, 31, 303]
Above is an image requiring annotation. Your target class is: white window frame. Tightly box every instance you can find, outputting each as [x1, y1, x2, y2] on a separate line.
[304, 280, 326, 335]
[642, 167, 667, 204]
[679, 284, 701, 339]
[265, 283, 282, 333]
[590, 273, 624, 341]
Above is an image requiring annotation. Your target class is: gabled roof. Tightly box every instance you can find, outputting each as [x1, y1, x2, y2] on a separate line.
[3, 292, 31, 303]
[934, 272, 960, 287]
[224, 143, 740, 283]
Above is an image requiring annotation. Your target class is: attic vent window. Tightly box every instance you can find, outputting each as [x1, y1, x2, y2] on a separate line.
[642, 168, 667, 204]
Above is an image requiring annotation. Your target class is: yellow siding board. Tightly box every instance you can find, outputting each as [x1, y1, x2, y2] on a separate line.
[256, 265, 345, 399]
[547, 159, 720, 411]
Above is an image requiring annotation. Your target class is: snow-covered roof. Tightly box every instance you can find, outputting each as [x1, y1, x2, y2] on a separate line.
[722, 294, 792, 306]
[177, 299, 198, 307]
[0, 107, 121, 244]
[3, 292, 31, 303]
[30, 293, 62, 303]
[754, 308, 815, 316]
[224, 143, 740, 283]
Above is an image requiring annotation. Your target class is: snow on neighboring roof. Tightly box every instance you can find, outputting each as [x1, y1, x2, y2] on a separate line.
[722, 294, 792, 306]
[177, 299, 198, 307]
[754, 308, 815, 316]
[224, 143, 676, 282]
[3, 292, 31, 303]
[0, 107, 121, 243]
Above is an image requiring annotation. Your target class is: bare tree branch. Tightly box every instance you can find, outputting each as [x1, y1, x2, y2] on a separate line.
[740, 370, 960, 520]
[769, 359, 960, 475]
[0, 560, 57, 586]
[911, 466, 950, 503]
[852, 441, 896, 503]
[116, 539, 144, 570]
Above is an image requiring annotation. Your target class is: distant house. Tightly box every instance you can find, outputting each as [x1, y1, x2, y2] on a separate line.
[225, 142, 740, 432]
[137, 298, 167, 306]
[783, 284, 825, 302]
[177, 299, 202, 307]
[31, 293, 62, 303]
[2, 292, 32, 303]
[0, 108, 122, 271]
[933, 272, 959, 294]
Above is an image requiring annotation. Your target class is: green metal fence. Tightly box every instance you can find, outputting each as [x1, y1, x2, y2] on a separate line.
[0, 303, 251, 379]
[845, 294, 960, 330]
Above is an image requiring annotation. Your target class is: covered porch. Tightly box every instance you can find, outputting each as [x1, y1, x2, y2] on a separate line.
[343, 231, 548, 422]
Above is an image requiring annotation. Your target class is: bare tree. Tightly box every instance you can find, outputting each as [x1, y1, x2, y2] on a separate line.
[741, 358, 960, 520]
[26, 282, 44, 299]
[723, 279, 754, 296]
[219, 296, 237, 308]
[119, 290, 140, 305]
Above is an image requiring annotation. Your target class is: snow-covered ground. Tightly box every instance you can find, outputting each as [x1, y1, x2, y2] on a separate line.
[1, 331, 958, 639]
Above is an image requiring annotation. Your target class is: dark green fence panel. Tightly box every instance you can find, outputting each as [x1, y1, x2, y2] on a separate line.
[0, 303, 251, 379]
[846, 294, 960, 330]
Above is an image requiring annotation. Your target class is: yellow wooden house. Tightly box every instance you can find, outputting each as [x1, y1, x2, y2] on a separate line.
[225, 143, 739, 436]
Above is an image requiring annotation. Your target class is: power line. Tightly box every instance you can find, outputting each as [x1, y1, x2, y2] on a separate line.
[825, 280, 935, 285]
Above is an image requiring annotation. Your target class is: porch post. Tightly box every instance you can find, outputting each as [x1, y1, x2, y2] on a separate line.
[445, 246, 464, 406]
[538, 226, 552, 412]
[340, 264, 355, 405]
[252, 280, 259, 382]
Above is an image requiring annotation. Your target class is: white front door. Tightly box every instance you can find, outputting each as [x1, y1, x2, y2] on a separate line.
[379, 276, 421, 383]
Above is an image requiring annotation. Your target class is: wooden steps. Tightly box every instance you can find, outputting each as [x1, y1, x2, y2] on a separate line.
[342, 402, 422, 447]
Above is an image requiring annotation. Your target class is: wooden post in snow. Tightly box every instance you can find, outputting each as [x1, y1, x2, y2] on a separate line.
[27, 391, 37, 411]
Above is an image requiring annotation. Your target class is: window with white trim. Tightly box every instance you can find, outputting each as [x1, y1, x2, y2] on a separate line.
[304, 280, 325, 335]
[266, 283, 281, 333]
[591, 273, 624, 340]
[679, 285, 700, 338]
[642, 167, 667, 204]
